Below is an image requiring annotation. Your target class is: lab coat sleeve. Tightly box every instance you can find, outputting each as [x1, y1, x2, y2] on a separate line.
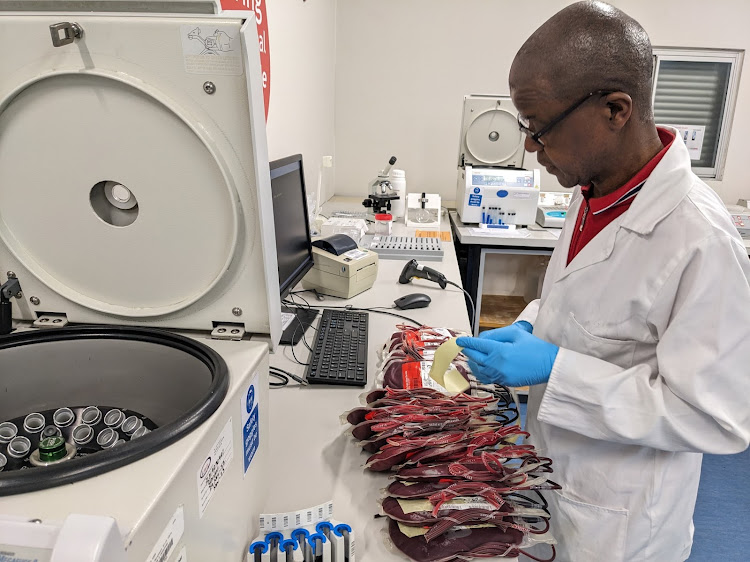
[515, 299, 540, 327]
[536, 234, 750, 454]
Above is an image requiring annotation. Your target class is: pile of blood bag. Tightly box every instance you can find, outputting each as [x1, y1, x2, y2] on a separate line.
[343, 326, 559, 561]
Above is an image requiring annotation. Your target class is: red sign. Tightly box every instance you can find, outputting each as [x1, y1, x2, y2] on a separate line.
[220, 0, 271, 121]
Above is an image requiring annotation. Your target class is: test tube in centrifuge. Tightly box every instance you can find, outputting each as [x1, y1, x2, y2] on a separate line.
[0, 422, 17, 443]
[121, 416, 143, 436]
[73, 424, 94, 446]
[81, 406, 102, 426]
[131, 426, 150, 439]
[7, 436, 31, 459]
[104, 409, 125, 429]
[53, 407, 75, 428]
[97, 427, 118, 449]
[23, 413, 45, 434]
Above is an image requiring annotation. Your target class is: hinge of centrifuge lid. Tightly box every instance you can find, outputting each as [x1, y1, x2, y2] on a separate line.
[211, 323, 246, 341]
[33, 313, 69, 329]
[1, 276, 22, 336]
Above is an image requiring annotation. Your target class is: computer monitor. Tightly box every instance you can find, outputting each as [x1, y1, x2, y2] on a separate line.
[269, 154, 319, 345]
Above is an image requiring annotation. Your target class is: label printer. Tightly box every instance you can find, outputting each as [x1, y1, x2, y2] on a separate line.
[455, 95, 540, 226]
[302, 234, 379, 299]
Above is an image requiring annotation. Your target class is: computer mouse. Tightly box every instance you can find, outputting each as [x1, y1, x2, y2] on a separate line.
[394, 293, 432, 310]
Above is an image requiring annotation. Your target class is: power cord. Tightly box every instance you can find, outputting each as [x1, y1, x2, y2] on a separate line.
[287, 291, 423, 327]
[445, 280, 475, 328]
[282, 293, 321, 365]
[285, 301, 422, 328]
[397, 261, 476, 328]
[270, 366, 308, 388]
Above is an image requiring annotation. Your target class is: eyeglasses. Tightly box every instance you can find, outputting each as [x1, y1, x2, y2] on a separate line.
[517, 89, 614, 146]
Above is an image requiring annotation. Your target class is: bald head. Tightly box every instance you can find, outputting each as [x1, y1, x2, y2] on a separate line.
[511, 1, 654, 122]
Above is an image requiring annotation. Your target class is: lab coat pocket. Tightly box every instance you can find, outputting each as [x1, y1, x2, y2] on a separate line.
[553, 490, 629, 562]
[562, 312, 637, 369]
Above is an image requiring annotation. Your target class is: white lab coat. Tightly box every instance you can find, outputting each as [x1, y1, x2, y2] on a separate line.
[516, 129, 750, 562]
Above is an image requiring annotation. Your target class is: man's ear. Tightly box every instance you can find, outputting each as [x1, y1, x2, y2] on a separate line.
[603, 92, 633, 130]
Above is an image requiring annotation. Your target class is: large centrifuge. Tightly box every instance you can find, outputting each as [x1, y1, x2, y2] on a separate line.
[0, 2, 280, 560]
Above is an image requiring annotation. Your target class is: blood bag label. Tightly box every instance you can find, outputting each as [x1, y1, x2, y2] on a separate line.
[180, 25, 244, 76]
[417, 328, 453, 342]
[400, 361, 447, 392]
[146, 505, 185, 562]
[401, 362, 423, 389]
[442, 498, 497, 511]
[197, 419, 234, 518]
[420, 361, 448, 391]
[241, 372, 261, 475]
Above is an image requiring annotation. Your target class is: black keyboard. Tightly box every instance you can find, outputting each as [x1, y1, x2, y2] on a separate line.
[305, 309, 368, 386]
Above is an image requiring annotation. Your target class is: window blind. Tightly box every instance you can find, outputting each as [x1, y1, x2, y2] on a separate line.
[653, 60, 731, 170]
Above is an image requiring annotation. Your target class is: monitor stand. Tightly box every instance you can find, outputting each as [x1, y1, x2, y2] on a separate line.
[279, 305, 319, 346]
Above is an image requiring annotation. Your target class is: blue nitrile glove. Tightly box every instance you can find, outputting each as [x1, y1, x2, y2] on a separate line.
[466, 323, 531, 377]
[480, 321, 533, 339]
[456, 324, 558, 387]
[512, 320, 533, 333]
[465, 323, 530, 377]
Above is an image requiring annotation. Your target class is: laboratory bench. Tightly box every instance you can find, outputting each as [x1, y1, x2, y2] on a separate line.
[264, 200, 747, 560]
[266, 204, 503, 561]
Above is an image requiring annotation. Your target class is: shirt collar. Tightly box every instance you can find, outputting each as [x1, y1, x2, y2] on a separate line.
[581, 127, 676, 216]
[618, 126, 697, 235]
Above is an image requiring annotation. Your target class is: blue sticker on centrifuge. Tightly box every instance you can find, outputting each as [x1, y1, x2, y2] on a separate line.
[468, 194, 482, 206]
[246, 385, 255, 413]
[241, 373, 260, 474]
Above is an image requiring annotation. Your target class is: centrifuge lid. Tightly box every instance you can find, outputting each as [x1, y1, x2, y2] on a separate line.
[0, 13, 280, 337]
[458, 94, 526, 168]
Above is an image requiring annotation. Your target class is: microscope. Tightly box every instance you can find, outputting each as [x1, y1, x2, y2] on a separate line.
[362, 156, 400, 214]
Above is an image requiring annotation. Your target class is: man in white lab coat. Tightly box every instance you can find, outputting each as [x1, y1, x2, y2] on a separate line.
[456, 2, 750, 561]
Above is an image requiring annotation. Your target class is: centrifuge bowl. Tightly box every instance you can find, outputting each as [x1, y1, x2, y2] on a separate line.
[0, 326, 228, 495]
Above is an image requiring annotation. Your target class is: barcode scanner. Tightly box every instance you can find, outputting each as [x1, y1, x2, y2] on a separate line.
[398, 259, 448, 289]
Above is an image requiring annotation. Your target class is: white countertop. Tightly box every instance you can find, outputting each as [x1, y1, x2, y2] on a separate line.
[266, 200, 480, 560]
[451, 210, 750, 255]
[450, 211, 559, 249]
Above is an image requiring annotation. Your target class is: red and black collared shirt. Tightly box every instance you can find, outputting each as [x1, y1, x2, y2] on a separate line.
[567, 128, 676, 265]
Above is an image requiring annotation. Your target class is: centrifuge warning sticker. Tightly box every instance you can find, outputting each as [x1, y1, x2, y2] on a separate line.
[241, 372, 260, 475]
[197, 418, 234, 518]
[0, 546, 51, 562]
[146, 505, 184, 562]
[181, 24, 244, 76]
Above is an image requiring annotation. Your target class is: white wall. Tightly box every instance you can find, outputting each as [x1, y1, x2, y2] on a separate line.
[334, 0, 750, 205]
[265, 0, 337, 203]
